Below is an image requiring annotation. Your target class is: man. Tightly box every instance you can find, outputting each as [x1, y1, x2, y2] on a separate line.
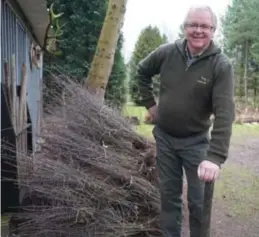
[135, 5, 235, 237]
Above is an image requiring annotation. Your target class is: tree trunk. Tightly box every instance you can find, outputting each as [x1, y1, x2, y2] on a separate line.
[244, 40, 248, 107]
[84, 0, 127, 101]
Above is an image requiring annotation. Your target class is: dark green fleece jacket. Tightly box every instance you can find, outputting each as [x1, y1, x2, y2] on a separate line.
[136, 39, 235, 166]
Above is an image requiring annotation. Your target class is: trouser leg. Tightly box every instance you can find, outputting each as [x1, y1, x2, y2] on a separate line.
[179, 135, 209, 237]
[153, 126, 183, 237]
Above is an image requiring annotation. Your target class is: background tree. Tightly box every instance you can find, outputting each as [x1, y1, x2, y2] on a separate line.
[222, 0, 259, 108]
[129, 25, 168, 105]
[105, 33, 127, 109]
[178, 24, 185, 39]
[44, 0, 127, 109]
[84, 0, 128, 100]
[44, 0, 107, 78]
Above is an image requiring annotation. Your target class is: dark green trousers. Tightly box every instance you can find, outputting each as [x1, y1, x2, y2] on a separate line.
[153, 125, 210, 237]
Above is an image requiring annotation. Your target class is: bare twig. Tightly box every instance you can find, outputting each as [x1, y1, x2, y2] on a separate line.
[4, 73, 161, 237]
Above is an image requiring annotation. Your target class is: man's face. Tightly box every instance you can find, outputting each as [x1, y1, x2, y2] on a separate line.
[184, 9, 215, 53]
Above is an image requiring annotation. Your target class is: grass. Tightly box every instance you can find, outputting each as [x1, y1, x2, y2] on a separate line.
[1, 215, 9, 224]
[1, 215, 9, 237]
[232, 123, 259, 137]
[124, 105, 259, 218]
[123, 104, 147, 121]
[123, 104, 155, 138]
[215, 164, 259, 218]
[214, 164, 259, 218]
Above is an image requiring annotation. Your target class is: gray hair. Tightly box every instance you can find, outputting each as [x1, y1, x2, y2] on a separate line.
[183, 5, 218, 29]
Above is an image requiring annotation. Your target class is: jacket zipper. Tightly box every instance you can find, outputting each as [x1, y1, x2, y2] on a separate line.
[185, 61, 193, 71]
[185, 57, 204, 71]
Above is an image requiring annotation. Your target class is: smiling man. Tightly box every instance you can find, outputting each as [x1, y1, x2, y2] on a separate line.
[135, 4, 235, 237]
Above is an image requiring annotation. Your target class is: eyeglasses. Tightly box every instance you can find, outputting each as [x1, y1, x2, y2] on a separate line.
[184, 23, 214, 31]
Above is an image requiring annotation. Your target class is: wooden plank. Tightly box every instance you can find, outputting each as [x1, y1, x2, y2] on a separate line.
[24, 96, 28, 153]
[11, 55, 17, 133]
[3, 61, 11, 111]
[36, 78, 43, 152]
[19, 64, 27, 131]
[19, 64, 28, 157]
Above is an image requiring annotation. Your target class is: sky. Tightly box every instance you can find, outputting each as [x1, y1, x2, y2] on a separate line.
[121, 0, 231, 62]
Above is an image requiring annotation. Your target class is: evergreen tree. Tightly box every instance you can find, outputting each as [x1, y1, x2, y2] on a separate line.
[105, 33, 127, 109]
[129, 25, 167, 105]
[222, 0, 259, 107]
[44, 0, 107, 78]
[44, 0, 127, 108]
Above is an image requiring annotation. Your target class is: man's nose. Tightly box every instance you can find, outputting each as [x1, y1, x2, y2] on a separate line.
[195, 26, 202, 33]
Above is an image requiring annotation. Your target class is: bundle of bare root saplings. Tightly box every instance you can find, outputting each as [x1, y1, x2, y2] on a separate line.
[12, 74, 162, 237]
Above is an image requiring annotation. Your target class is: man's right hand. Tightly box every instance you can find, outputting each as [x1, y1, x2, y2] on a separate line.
[147, 105, 158, 124]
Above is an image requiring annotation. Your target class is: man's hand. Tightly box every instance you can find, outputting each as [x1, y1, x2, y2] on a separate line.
[147, 105, 158, 123]
[197, 160, 220, 182]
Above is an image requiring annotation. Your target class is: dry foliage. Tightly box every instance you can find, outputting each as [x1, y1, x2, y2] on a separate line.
[6, 74, 162, 237]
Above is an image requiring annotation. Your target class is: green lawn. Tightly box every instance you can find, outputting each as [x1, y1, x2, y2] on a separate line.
[215, 164, 259, 218]
[1, 215, 9, 224]
[1, 215, 9, 236]
[123, 104, 154, 138]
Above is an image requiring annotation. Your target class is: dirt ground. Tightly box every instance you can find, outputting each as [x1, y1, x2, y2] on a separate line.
[182, 130, 259, 237]
[211, 135, 259, 237]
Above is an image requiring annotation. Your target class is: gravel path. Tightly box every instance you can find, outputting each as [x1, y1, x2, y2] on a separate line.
[181, 135, 259, 237]
[228, 137, 259, 175]
[211, 136, 259, 237]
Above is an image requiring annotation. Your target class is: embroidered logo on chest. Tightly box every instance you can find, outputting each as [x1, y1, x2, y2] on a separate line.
[197, 76, 209, 85]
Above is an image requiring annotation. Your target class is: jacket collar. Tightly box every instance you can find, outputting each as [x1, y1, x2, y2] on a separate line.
[175, 38, 221, 60]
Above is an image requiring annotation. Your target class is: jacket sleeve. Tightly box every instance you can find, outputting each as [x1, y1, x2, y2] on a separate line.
[135, 44, 167, 109]
[207, 56, 236, 166]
